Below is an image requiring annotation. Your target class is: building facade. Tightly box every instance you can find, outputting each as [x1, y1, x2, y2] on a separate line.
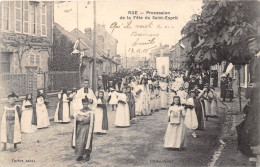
[0, 1, 53, 74]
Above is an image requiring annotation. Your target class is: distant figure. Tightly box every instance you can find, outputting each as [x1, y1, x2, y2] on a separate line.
[54, 89, 70, 123]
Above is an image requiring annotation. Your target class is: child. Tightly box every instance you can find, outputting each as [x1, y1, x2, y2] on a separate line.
[107, 87, 118, 111]
[54, 89, 70, 123]
[21, 93, 37, 133]
[1, 93, 21, 152]
[184, 91, 199, 138]
[36, 93, 50, 129]
[148, 84, 155, 113]
[154, 81, 161, 111]
[94, 91, 108, 134]
[72, 96, 95, 161]
[164, 96, 186, 150]
[68, 88, 78, 118]
[126, 86, 136, 122]
[115, 87, 130, 127]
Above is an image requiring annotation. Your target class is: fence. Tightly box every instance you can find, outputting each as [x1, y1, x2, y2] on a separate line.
[0, 71, 80, 99]
[0, 73, 37, 98]
[47, 71, 80, 92]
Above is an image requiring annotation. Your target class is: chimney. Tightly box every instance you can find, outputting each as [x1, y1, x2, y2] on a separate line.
[84, 28, 92, 40]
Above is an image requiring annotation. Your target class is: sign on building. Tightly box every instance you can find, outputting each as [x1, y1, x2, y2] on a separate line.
[156, 57, 169, 77]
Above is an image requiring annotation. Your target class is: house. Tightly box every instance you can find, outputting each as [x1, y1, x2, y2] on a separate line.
[53, 23, 120, 88]
[84, 24, 119, 74]
[0, 1, 53, 74]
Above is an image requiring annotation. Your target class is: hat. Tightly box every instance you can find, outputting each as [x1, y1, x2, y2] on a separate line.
[8, 92, 19, 99]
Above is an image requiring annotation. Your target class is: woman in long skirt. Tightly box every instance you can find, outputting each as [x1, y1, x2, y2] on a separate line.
[164, 96, 186, 150]
[134, 84, 143, 116]
[94, 91, 108, 134]
[154, 81, 161, 111]
[68, 88, 77, 118]
[202, 86, 218, 119]
[139, 77, 151, 116]
[115, 88, 130, 127]
[160, 78, 168, 109]
[54, 89, 70, 123]
[126, 86, 136, 121]
[21, 94, 37, 133]
[149, 84, 155, 113]
[36, 93, 50, 129]
[185, 91, 199, 138]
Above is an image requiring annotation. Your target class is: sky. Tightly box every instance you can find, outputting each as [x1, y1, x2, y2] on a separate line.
[54, 0, 203, 58]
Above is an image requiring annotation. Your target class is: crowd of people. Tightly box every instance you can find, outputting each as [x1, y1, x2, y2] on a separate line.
[1, 68, 229, 162]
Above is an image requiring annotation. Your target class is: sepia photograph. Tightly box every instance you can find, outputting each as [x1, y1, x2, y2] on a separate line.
[0, 0, 260, 166]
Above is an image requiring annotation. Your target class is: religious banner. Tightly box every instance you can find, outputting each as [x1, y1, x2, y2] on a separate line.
[156, 57, 169, 77]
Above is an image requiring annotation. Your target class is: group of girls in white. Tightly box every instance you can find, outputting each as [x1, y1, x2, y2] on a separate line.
[0, 71, 223, 154]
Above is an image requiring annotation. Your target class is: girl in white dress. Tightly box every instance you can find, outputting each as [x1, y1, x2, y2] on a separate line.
[160, 78, 168, 109]
[54, 89, 70, 123]
[115, 88, 130, 127]
[149, 84, 155, 113]
[21, 94, 37, 133]
[108, 88, 118, 111]
[154, 81, 161, 111]
[94, 91, 108, 134]
[185, 91, 199, 138]
[36, 93, 50, 129]
[164, 96, 186, 150]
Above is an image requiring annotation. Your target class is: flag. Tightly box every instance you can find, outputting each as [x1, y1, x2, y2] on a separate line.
[71, 40, 80, 55]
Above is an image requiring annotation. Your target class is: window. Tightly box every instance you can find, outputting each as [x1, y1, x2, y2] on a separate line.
[0, 53, 11, 73]
[36, 55, 40, 65]
[28, 54, 41, 66]
[30, 55, 34, 65]
[41, 3, 47, 36]
[23, 1, 29, 34]
[15, 1, 22, 32]
[3, 1, 10, 31]
[30, 3, 37, 35]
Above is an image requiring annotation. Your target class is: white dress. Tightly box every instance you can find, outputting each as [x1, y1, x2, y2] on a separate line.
[160, 82, 168, 109]
[177, 90, 188, 105]
[154, 86, 161, 111]
[184, 98, 199, 130]
[204, 91, 218, 117]
[115, 93, 130, 127]
[54, 93, 70, 123]
[140, 85, 151, 115]
[164, 105, 186, 148]
[21, 100, 37, 133]
[135, 85, 143, 115]
[94, 99, 107, 133]
[36, 96, 50, 129]
[109, 91, 118, 105]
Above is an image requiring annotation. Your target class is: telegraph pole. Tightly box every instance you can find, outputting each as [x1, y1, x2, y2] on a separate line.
[77, 1, 81, 88]
[92, 0, 97, 92]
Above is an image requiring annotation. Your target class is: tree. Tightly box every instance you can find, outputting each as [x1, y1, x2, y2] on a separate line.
[181, 1, 260, 70]
[49, 27, 79, 71]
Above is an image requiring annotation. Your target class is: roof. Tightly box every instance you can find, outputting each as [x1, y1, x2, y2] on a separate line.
[54, 23, 104, 61]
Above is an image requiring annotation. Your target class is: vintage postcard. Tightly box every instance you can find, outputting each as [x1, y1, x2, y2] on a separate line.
[0, 0, 260, 166]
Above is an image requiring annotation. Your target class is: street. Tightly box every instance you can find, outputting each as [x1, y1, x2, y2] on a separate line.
[0, 95, 226, 167]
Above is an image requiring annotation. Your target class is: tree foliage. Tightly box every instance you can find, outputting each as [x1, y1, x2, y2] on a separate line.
[181, 1, 260, 70]
[49, 27, 79, 71]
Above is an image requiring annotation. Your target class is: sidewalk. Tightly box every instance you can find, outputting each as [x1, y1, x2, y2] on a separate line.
[215, 90, 252, 166]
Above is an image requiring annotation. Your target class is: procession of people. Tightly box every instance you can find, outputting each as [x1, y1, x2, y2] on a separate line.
[1, 68, 229, 162]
